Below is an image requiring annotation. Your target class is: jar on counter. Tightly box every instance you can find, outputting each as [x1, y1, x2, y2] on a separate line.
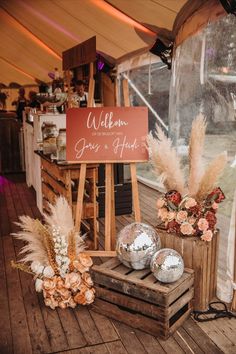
[56, 129, 66, 161]
[42, 122, 58, 156]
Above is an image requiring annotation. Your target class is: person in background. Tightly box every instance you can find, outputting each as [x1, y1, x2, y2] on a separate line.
[0, 89, 7, 110]
[71, 80, 95, 107]
[28, 91, 40, 109]
[12, 87, 29, 121]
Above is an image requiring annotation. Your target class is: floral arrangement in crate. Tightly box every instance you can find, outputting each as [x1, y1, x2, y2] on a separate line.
[12, 197, 95, 309]
[147, 114, 227, 242]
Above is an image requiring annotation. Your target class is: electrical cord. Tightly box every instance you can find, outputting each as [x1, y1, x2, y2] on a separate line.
[193, 301, 236, 322]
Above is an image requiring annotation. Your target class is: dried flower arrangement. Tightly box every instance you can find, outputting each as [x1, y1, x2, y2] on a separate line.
[147, 114, 227, 241]
[11, 197, 95, 309]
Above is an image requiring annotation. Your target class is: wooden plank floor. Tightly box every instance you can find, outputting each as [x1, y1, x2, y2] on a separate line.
[0, 174, 235, 354]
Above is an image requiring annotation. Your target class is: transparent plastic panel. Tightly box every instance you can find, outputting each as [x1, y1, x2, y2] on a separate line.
[169, 14, 236, 302]
[120, 60, 171, 184]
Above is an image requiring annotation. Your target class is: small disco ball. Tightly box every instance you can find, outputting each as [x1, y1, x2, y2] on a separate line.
[116, 222, 161, 270]
[151, 248, 184, 283]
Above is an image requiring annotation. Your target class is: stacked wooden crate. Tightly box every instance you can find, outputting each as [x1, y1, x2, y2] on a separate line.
[91, 258, 194, 340]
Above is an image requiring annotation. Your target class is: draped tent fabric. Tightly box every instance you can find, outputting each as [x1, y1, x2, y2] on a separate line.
[0, 0, 186, 86]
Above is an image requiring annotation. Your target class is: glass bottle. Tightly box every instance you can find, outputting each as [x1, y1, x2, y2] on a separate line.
[56, 129, 66, 161]
[41, 122, 58, 156]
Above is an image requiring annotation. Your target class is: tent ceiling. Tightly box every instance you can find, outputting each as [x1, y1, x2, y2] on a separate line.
[0, 0, 187, 86]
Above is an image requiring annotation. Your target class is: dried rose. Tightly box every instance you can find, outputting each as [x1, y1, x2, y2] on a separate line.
[84, 288, 95, 305]
[64, 272, 81, 291]
[156, 198, 165, 209]
[68, 297, 77, 308]
[165, 190, 182, 205]
[212, 202, 218, 210]
[188, 217, 196, 225]
[176, 210, 188, 224]
[167, 220, 180, 233]
[73, 260, 88, 273]
[78, 254, 93, 268]
[44, 296, 58, 310]
[205, 211, 217, 230]
[185, 198, 197, 209]
[180, 222, 194, 235]
[201, 230, 213, 242]
[197, 218, 209, 232]
[82, 272, 94, 288]
[207, 187, 225, 203]
[74, 292, 87, 305]
[158, 207, 169, 221]
[58, 301, 67, 309]
[56, 287, 71, 300]
[43, 277, 57, 293]
[188, 204, 201, 217]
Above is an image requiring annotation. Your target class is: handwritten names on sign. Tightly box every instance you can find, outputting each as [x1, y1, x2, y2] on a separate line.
[66, 107, 148, 162]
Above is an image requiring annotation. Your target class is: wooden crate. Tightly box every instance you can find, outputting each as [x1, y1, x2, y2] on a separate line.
[91, 258, 194, 340]
[156, 228, 219, 311]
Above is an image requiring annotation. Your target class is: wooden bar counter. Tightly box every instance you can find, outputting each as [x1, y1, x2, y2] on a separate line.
[36, 151, 99, 247]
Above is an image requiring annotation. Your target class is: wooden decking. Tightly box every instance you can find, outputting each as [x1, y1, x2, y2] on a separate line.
[0, 174, 235, 354]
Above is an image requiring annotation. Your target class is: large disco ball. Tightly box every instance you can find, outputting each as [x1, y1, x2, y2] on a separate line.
[151, 248, 184, 283]
[116, 222, 161, 270]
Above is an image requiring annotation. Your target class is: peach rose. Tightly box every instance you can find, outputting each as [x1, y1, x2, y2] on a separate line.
[197, 218, 209, 231]
[74, 291, 87, 305]
[158, 207, 169, 221]
[185, 198, 197, 209]
[167, 211, 176, 221]
[156, 198, 165, 209]
[82, 272, 94, 288]
[188, 217, 196, 225]
[201, 230, 213, 242]
[56, 287, 71, 300]
[212, 202, 218, 210]
[58, 301, 67, 309]
[73, 260, 88, 273]
[84, 288, 95, 305]
[43, 277, 57, 295]
[44, 296, 59, 310]
[56, 277, 65, 288]
[176, 210, 188, 224]
[64, 272, 81, 291]
[180, 222, 194, 235]
[78, 253, 93, 268]
[68, 297, 77, 308]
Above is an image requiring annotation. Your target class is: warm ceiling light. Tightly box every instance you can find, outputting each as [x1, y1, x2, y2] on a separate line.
[0, 56, 37, 81]
[91, 0, 156, 36]
[1, 9, 62, 60]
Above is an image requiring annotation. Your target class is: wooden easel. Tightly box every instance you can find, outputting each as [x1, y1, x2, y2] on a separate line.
[74, 63, 98, 250]
[82, 77, 141, 257]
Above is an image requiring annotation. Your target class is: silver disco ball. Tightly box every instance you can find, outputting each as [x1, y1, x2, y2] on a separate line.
[116, 222, 161, 270]
[151, 248, 184, 283]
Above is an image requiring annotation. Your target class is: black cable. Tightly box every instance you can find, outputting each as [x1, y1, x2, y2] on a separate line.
[193, 301, 236, 322]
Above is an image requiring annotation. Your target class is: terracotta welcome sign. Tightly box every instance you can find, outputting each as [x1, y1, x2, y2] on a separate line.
[66, 107, 148, 162]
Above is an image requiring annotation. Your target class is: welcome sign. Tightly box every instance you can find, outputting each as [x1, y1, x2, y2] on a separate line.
[66, 107, 148, 163]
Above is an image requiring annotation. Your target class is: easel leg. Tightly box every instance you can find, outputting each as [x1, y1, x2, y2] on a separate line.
[92, 167, 98, 250]
[130, 163, 141, 222]
[111, 164, 116, 250]
[75, 163, 87, 231]
[105, 163, 112, 251]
